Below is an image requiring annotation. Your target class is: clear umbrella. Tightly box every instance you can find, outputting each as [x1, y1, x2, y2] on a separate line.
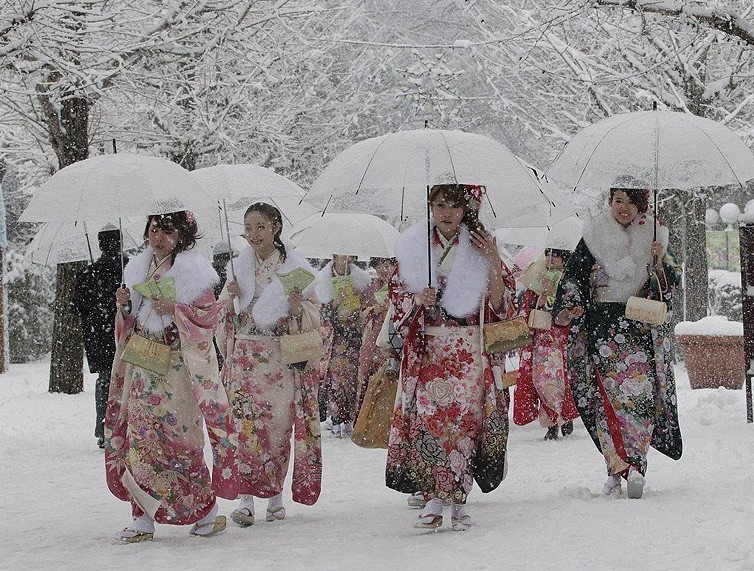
[302, 128, 571, 229]
[288, 213, 400, 261]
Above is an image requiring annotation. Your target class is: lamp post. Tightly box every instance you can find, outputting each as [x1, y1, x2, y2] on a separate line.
[720, 203, 741, 271]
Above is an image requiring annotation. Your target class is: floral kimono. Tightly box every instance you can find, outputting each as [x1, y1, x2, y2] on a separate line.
[105, 248, 239, 526]
[386, 222, 516, 505]
[217, 245, 322, 505]
[553, 210, 683, 476]
[356, 278, 395, 412]
[317, 261, 371, 425]
[514, 288, 579, 428]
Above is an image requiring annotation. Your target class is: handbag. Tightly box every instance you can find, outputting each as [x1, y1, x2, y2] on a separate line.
[351, 363, 399, 449]
[528, 308, 552, 330]
[483, 317, 532, 354]
[121, 331, 172, 375]
[280, 330, 324, 365]
[625, 270, 668, 326]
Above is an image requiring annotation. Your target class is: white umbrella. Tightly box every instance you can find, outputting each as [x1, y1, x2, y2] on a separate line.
[26, 219, 143, 266]
[19, 153, 214, 223]
[495, 214, 584, 251]
[288, 213, 399, 261]
[302, 128, 571, 229]
[546, 110, 754, 201]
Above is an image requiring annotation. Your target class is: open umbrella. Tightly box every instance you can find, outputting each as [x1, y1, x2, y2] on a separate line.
[288, 213, 400, 261]
[302, 128, 571, 229]
[495, 214, 583, 252]
[546, 110, 754, 203]
[26, 219, 143, 266]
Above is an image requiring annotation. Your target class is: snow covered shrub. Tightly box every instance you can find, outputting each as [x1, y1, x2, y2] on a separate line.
[5, 250, 55, 362]
[708, 269, 742, 322]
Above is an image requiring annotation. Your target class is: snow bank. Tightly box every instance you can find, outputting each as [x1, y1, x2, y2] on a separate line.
[674, 315, 744, 336]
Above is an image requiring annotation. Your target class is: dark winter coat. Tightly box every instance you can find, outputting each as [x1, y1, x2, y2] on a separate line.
[72, 252, 124, 374]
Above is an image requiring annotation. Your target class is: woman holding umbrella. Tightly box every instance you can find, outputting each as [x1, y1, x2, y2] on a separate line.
[386, 183, 516, 531]
[106, 211, 238, 542]
[552, 177, 683, 498]
[514, 248, 579, 440]
[217, 202, 323, 527]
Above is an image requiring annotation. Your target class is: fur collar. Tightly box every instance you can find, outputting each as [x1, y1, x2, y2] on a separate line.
[314, 261, 372, 305]
[582, 210, 669, 302]
[395, 221, 490, 318]
[124, 247, 219, 334]
[230, 243, 318, 331]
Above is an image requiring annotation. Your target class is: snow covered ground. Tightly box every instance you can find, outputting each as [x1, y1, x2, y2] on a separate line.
[2, 359, 753, 571]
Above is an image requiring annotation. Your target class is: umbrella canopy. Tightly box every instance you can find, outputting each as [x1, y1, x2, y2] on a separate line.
[302, 129, 571, 229]
[19, 154, 214, 223]
[546, 110, 754, 202]
[288, 213, 400, 261]
[496, 214, 583, 251]
[26, 219, 143, 266]
[191, 164, 318, 228]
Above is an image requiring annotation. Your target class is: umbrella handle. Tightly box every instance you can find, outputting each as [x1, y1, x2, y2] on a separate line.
[426, 184, 432, 287]
[222, 199, 241, 315]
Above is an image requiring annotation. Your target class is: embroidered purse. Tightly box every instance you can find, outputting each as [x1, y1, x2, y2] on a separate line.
[351, 363, 398, 449]
[483, 317, 532, 354]
[279, 330, 324, 365]
[528, 308, 552, 330]
[121, 332, 171, 375]
[625, 270, 668, 326]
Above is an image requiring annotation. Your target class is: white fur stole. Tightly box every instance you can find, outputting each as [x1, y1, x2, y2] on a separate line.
[124, 247, 219, 335]
[394, 222, 490, 318]
[229, 243, 319, 331]
[314, 260, 372, 305]
[582, 210, 669, 303]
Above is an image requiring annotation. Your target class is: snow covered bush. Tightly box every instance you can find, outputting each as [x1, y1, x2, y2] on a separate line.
[5, 250, 55, 362]
[708, 270, 742, 322]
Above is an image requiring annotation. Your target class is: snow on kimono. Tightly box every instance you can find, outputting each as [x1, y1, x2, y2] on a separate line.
[104, 247, 239, 525]
[216, 244, 322, 505]
[553, 210, 683, 476]
[386, 222, 516, 504]
[356, 277, 395, 412]
[513, 288, 579, 428]
[316, 261, 371, 425]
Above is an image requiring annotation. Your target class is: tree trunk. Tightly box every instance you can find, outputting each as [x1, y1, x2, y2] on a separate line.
[45, 93, 90, 394]
[685, 195, 709, 322]
[49, 260, 87, 393]
[0, 249, 6, 374]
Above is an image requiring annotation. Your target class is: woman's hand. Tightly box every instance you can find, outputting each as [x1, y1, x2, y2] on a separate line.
[289, 288, 303, 319]
[554, 306, 584, 326]
[470, 230, 501, 264]
[227, 279, 241, 299]
[115, 286, 131, 306]
[651, 241, 665, 272]
[542, 278, 556, 298]
[418, 287, 438, 307]
[152, 297, 175, 316]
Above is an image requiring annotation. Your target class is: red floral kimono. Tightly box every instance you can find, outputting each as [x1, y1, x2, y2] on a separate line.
[105, 248, 239, 525]
[386, 222, 516, 504]
[514, 289, 579, 427]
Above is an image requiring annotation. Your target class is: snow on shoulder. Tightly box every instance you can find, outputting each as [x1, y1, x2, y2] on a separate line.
[674, 315, 744, 336]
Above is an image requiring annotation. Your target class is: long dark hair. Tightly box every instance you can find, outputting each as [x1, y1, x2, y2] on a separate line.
[428, 184, 486, 234]
[143, 211, 200, 261]
[245, 202, 286, 261]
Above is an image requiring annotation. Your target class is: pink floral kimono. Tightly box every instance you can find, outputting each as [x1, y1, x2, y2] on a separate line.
[105, 248, 239, 526]
[514, 288, 579, 428]
[217, 245, 322, 505]
[386, 222, 516, 504]
[316, 261, 371, 425]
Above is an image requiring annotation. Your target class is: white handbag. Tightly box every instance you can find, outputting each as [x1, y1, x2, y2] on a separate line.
[625, 271, 668, 326]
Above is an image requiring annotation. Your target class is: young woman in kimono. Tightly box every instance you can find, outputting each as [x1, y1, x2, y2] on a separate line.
[317, 254, 371, 437]
[218, 202, 322, 527]
[387, 183, 516, 531]
[356, 257, 398, 412]
[514, 249, 579, 440]
[553, 180, 683, 499]
[106, 211, 238, 543]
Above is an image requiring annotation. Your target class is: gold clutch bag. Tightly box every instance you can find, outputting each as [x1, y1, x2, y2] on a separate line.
[280, 330, 325, 365]
[625, 296, 667, 326]
[121, 332, 171, 375]
[528, 308, 552, 330]
[483, 317, 532, 354]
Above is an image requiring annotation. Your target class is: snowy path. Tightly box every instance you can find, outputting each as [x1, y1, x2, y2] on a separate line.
[1, 360, 752, 570]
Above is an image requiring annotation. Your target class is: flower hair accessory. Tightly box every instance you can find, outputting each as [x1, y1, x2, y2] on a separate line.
[185, 210, 196, 223]
[464, 184, 486, 211]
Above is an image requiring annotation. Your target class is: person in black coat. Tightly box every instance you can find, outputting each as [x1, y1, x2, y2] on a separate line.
[72, 229, 124, 448]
